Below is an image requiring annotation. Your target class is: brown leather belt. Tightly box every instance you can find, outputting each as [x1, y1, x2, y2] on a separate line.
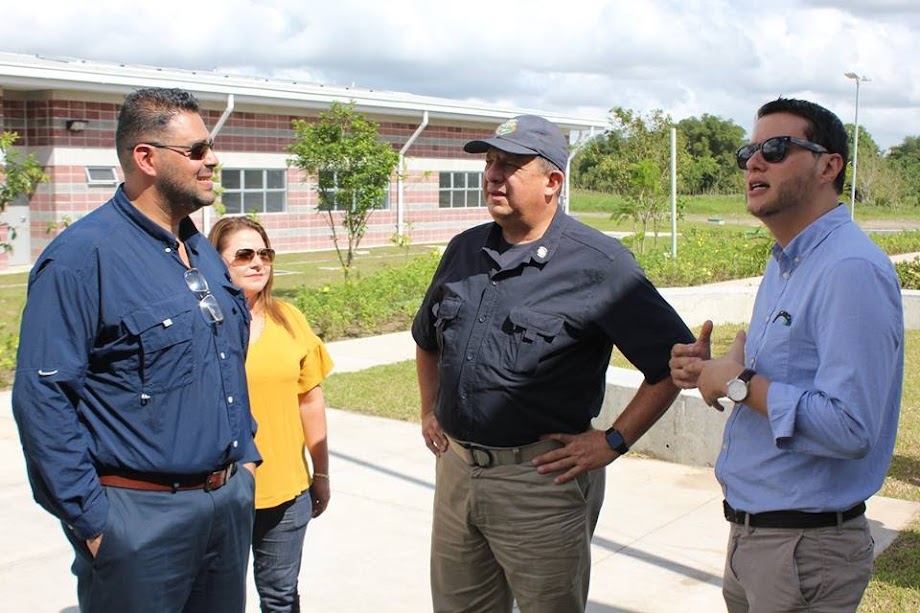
[98, 463, 237, 493]
[446, 436, 562, 468]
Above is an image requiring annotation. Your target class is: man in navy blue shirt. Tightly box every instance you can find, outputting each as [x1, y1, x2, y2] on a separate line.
[12, 88, 259, 613]
[413, 115, 694, 612]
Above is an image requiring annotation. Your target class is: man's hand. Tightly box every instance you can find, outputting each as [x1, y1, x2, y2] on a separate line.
[670, 320, 714, 389]
[422, 411, 448, 456]
[241, 462, 257, 477]
[695, 329, 747, 411]
[86, 533, 103, 558]
[532, 429, 616, 484]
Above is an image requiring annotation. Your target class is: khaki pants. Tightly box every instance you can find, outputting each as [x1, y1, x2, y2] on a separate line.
[722, 516, 874, 613]
[430, 445, 605, 613]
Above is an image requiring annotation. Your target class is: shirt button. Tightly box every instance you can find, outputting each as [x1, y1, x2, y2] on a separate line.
[782, 272, 790, 280]
[227, 396, 234, 404]
[220, 352, 226, 359]
[232, 440, 239, 448]
[164, 247, 172, 253]
[491, 280, 497, 286]
[478, 316, 485, 323]
[466, 354, 473, 361]
[461, 393, 468, 400]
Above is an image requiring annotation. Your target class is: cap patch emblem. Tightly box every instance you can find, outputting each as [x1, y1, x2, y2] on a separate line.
[495, 119, 518, 136]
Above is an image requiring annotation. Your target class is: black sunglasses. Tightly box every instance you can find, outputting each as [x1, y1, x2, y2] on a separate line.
[736, 136, 828, 170]
[233, 248, 276, 264]
[143, 139, 215, 161]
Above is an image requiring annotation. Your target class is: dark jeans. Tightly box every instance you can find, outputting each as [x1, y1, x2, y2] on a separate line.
[252, 490, 313, 613]
[66, 466, 256, 613]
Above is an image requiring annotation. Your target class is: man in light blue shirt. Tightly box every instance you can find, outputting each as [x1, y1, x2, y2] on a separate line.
[671, 98, 903, 612]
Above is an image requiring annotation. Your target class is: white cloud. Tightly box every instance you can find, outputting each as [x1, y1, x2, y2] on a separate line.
[3, 0, 918, 149]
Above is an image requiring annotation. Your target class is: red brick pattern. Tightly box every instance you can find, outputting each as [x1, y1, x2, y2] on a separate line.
[2, 95, 501, 270]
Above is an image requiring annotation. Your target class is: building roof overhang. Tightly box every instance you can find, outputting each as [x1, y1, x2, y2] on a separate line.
[0, 52, 607, 132]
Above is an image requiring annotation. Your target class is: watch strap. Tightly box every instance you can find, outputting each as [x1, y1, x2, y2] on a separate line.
[605, 427, 630, 455]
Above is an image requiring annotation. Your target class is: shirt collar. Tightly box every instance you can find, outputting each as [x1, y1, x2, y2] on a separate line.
[111, 183, 204, 254]
[483, 206, 568, 268]
[771, 203, 851, 271]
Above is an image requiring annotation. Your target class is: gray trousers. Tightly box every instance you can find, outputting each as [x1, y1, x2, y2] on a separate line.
[430, 445, 605, 613]
[722, 515, 874, 613]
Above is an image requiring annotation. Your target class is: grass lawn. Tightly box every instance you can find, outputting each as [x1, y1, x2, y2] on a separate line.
[323, 323, 920, 611]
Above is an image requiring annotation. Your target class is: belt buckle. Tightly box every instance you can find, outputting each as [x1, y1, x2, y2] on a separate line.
[203, 465, 229, 492]
[466, 444, 495, 468]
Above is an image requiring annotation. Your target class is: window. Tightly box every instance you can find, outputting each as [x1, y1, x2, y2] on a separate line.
[85, 166, 118, 186]
[317, 170, 389, 211]
[220, 169, 286, 214]
[439, 171, 483, 208]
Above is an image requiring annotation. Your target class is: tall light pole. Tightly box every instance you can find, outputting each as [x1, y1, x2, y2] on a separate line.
[844, 72, 870, 219]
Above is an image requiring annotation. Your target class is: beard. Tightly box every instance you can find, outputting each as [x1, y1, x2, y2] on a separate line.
[156, 171, 215, 217]
[747, 172, 811, 220]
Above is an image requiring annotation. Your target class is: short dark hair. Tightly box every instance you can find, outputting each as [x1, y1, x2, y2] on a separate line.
[115, 88, 201, 169]
[756, 97, 849, 194]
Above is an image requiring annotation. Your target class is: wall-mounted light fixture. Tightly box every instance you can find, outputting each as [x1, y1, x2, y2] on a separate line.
[66, 119, 88, 132]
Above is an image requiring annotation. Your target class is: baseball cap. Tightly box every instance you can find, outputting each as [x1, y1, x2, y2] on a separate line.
[464, 115, 568, 172]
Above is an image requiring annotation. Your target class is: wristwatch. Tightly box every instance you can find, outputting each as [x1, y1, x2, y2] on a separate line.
[726, 368, 756, 403]
[604, 427, 630, 455]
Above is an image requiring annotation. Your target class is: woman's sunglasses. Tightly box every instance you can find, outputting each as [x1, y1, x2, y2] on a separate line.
[232, 248, 276, 264]
[736, 136, 828, 170]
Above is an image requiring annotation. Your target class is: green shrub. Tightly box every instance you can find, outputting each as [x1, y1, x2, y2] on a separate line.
[632, 227, 773, 286]
[296, 249, 440, 340]
[872, 230, 920, 256]
[896, 258, 920, 290]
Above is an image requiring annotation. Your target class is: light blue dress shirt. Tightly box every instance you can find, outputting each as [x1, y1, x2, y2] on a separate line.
[715, 204, 904, 514]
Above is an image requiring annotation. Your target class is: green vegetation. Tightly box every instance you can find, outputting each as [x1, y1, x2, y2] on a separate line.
[288, 101, 400, 279]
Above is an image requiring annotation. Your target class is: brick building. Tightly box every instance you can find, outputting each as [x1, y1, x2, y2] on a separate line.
[0, 52, 605, 270]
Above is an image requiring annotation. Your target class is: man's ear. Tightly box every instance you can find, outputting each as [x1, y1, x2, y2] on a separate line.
[819, 152, 844, 187]
[544, 169, 565, 198]
[131, 144, 158, 178]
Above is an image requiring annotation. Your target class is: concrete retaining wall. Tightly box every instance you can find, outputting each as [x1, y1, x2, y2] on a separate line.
[596, 288, 920, 467]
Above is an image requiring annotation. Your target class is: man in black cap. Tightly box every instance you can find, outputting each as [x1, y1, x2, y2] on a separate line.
[412, 115, 695, 612]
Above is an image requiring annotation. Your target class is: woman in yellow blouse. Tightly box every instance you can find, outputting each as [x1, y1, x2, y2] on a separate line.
[209, 217, 333, 612]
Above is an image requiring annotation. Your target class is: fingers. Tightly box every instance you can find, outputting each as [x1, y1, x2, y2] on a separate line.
[728, 329, 747, 363]
[421, 415, 448, 456]
[698, 319, 714, 346]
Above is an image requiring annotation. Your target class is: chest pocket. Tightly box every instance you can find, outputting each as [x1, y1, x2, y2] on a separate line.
[122, 295, 196, 393]
[433, 296, 464, 352]
[505, 307, 565, 375]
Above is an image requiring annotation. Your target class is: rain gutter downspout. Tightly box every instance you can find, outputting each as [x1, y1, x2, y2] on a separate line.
[397, 110, 429, 237]
[203, 94, 235, 234]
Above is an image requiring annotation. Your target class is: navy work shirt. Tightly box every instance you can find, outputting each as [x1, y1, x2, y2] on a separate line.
[412, 210, 694, 447]
[12, 186, 259, 540]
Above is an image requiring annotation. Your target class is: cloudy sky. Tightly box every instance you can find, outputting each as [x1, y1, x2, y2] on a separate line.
[3, 0, 918, 150]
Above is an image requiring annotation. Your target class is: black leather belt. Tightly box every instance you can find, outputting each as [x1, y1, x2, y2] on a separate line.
[723, 500, 866, 529]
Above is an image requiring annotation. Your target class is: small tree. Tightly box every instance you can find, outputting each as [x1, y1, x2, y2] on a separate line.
[288, 102, 399, 278]
[591, 108, 686, 254]
[1, 132, 46, 211]
[0, 132, 47, 252]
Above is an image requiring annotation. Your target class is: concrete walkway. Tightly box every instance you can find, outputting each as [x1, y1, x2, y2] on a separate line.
[1, 329, 918, 612]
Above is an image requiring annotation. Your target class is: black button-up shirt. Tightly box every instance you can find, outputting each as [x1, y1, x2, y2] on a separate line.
[12, 186, 259, 539]
[412, 210, 693, 447]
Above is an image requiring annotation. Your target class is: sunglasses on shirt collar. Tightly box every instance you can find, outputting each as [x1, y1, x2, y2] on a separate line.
[232, 248, 276, 264]
[735, 136, 829, 170]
